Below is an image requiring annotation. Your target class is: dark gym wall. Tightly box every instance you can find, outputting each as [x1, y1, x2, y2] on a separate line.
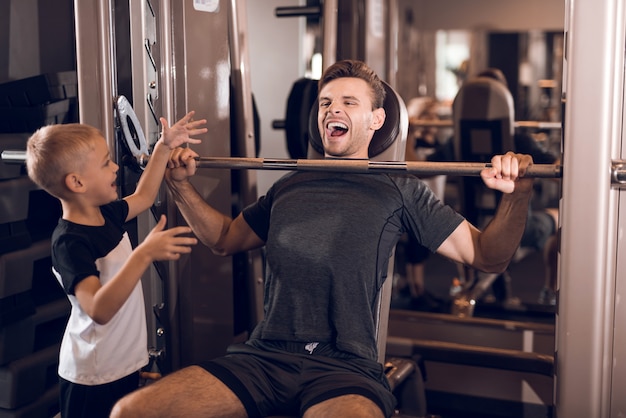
[488, 33, 520, 116]
[0, 0, 75, 84]
[38, 0, 76, 75]
[0, 1, 9, 83]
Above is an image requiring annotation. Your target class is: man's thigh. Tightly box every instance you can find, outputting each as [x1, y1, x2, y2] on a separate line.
[110, 365, 247, 418]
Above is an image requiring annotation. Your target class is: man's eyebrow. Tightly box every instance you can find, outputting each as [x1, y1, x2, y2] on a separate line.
[319, 94, 361, 102]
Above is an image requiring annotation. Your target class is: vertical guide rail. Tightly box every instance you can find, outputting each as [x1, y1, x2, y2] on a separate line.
[227, 0, 256, 178]
[321, 0, 338, 70]
[73, 0, 117, 145]
[157, 0, 184, 371]
[385, 0, 399, 90]
[159, 0, 174, 122]
[227, 0, 265, 332]
[558, 0, 625, 416]
[128, 0, 171, 375]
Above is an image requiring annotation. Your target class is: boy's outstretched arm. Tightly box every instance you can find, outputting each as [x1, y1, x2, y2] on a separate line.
[125, 111, 207, 220]
[74, 215, 197, 324]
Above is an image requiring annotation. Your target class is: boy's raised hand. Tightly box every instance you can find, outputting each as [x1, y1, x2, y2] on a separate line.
[160, 111, 207, 150]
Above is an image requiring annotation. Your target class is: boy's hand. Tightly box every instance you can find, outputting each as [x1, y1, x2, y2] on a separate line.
[160, 111, 207, 150]
[139, 215, 198, 261]
[480, 151, 534, 194]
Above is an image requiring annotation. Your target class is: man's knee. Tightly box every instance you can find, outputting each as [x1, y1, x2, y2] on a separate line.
[109, 393, 133, 418]
[110, 386, 150, 418]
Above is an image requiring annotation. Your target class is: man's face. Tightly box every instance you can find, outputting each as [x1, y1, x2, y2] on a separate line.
[317, 77, 385, 158]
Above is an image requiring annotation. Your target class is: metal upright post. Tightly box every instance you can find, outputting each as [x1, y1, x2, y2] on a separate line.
[558, 0, 626, 415]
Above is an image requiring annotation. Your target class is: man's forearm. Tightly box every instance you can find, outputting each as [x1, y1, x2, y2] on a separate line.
[477, 190, 533, 272]
[166, 180, 230, 249]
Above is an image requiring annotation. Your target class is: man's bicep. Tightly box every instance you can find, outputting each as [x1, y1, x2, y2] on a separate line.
[222, 214, 265, 254]
[435, 220, 479, 265]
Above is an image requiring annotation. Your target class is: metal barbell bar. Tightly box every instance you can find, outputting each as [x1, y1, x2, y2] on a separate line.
[272, 119, 563, 131]
[409, 119, 562, 131]
[193, 157, 562, 178]
[1, 150, 562, 178]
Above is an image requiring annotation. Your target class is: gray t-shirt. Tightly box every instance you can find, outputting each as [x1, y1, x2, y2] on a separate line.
[243, 171, 464, 361]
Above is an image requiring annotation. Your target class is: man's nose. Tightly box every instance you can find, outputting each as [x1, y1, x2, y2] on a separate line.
[327, 102, 342, 113]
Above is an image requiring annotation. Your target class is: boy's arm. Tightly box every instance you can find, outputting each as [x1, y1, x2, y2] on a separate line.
[125, 111, 206, 221]
[74, 216, 197, 324]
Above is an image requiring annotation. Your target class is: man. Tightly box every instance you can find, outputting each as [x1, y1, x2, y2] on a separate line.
[111, 60, 533, 418]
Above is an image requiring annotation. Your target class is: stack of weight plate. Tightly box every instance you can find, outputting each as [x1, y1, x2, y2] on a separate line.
[0, 133, 69, 418]
[0, 71, 78, 134]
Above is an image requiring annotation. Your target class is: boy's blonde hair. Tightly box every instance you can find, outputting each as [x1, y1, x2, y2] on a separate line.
[26, 123, 103, 199]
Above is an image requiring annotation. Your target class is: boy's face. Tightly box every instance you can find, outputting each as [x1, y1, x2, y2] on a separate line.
[317, 77, 385, 158]
[79, 136, 119, 205]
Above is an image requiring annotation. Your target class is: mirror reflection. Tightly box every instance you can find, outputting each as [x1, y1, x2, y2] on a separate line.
[367, 3, 563, 321]
[390, 26, 562, 320]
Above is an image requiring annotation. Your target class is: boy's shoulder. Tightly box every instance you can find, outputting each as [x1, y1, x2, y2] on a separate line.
[59, 200, 129, 229]
[101, 199, 129, 219]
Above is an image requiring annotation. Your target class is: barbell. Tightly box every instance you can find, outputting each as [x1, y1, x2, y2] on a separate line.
[1, 149, 562, 178]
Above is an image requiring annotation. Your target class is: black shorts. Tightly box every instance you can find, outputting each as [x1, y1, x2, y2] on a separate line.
[199, 341, 397, 417]
[59, 372, 139, 418]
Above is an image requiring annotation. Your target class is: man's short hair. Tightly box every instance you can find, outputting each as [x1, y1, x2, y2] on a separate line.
[318, 60, 386, 109]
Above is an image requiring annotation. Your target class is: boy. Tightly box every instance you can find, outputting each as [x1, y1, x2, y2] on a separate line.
[25, 111, 206, 418]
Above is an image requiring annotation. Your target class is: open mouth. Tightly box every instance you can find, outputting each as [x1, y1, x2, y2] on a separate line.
[326, 122, 348, 137]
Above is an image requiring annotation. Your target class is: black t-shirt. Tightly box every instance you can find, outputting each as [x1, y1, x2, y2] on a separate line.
[51, 200, 129, 295]
[242, 171, 463, 360]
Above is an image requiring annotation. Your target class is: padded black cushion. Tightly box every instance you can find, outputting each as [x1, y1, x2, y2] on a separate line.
[284, 78, 319, 159]
[308, 81, 401, 158]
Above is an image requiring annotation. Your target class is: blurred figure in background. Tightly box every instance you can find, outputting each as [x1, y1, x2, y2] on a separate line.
[394, 97, 453, 311]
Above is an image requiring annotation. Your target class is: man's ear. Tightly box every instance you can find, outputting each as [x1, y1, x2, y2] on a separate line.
[65, 173, 84, 193]
[370, 108, 386, 131]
